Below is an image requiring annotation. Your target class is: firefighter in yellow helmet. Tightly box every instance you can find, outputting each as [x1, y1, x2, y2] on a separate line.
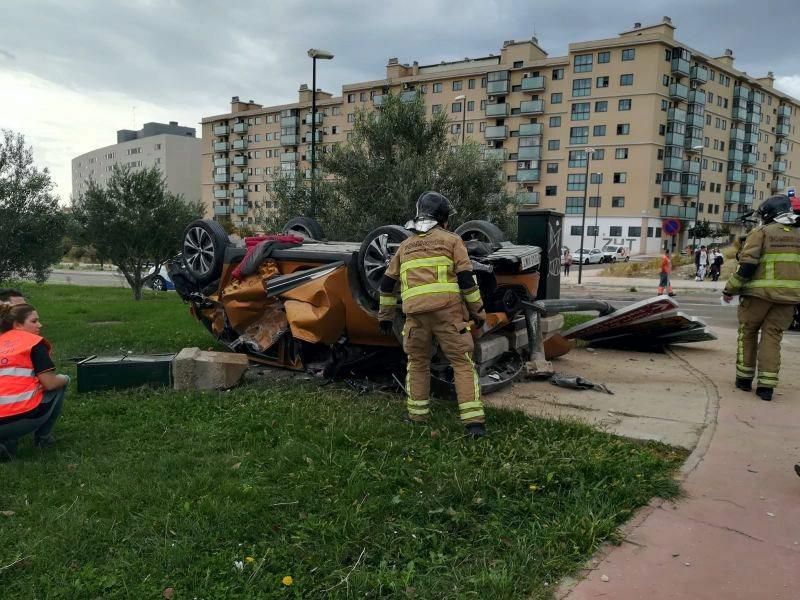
[723, 195, 800, 401]
[378, 192, 488, 438]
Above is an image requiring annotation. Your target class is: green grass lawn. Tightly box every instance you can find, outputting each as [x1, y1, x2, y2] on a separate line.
[1, 284, 684, 599]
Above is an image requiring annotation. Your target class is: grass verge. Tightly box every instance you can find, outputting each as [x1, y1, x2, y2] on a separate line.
[1, 284, 684, 598]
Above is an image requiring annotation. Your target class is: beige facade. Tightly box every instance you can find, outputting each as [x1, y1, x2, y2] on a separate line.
[202, 17, 800, 254]
[72, 122, 202, 204]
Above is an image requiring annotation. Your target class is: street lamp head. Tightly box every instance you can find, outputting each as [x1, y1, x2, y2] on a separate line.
[454, 94, 466, 101]
[308, 48, 334, 60]
[692, 144, 703, 150]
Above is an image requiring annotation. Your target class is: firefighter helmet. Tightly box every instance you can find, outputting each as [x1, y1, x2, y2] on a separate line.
[757, 195, 797, 225]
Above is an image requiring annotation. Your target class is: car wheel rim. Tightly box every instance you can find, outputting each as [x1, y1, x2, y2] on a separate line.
[288, 225, 313, 240]
[152, 278, 164, 291]
[363, 233, 402, 293]
[184, 227, 215, 277]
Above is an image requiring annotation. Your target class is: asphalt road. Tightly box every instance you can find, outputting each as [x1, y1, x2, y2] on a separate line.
[47, 269, 129, 287]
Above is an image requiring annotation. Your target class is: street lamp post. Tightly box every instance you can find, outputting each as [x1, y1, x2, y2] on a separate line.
[307, 48, 334, 218]
[454, 94, 466, 143]
[577, 147, 595, 285]
[692, 143, 704, 252]
[592, 172, 601, 249]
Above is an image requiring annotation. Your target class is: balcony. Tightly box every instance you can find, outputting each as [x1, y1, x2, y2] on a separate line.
[671, 57, 690, 77]
[742, 152, 758, 166]
[665, 131, 685, 147]
[400, 90, 419, 103]
[485, 125, 508, 140]
[304, 112, 323, 125]
[775, 141, 789, 155]
[233, 155, 247, 166]
[517, 191, 540, 205]
[748, 90, 762, 105]
[304, 131, 324, 143]
[733, 86, 749, 101]
[483, 148, 507, 161]
[213, 174, 229, 184]
[744, 171, 756, 186]
[233, 189, 247, 199]
[687, 90, 706, 106]
[280, 152, 298, 162]
[771, 179, 786, 192]
[731, 106, 747, 122]
[485, 103, 509, 117]
[661, 180, 681, 196]
[232, 172, 247, 183]
[232, 204, 247, 216]
[521, 76, 546, 92]
[663, 156, 683, 171]
[725, 190, 741, 204]
[516, 169, 540, 182]
[730, 128, 745, 142]
[372, 95, 385, 107]
[724, 211, 743, 223]
[747, 101, 762, 116]
[281, 116, 300, 128]
[518, 145, 541, 160]
[683, 160, 700, 175]
[660, 203, 697, 219]
[518, 123, 543, 136]
[233, 122, 248, 134]
[213, 204, 230, 216]
[778, 105, 792, 118]
[213, 125, 229, 136]
[213, 189, 228, 199]
[213, 157, 229, 167]
[668, 107, 687, 123]
[684, 135, 703, 151]
[687, 112, 705, 128]
[745, 112, 761, 125]
[727, 170, 744, 183]
[741, 191, 754, 206]
[728, 148, 744, 163]
[487, 79, 509, 94]
[681, 183, 699, 197]
[773, 160, 787, 173]
[213, 141, 229, 152]
[669, 83, 689, 101]
[232, 139, 247, 150]
[744, 130, 759, 145]
[280, 134, 301, 146]
[776, 123, 790, 137]
[690, 65, 709, 83]
[519, 100, 544, 115]
[304, 168, 322, 180]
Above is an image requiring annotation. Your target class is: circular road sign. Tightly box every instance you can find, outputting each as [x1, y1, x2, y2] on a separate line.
[662, 218, 682, 236]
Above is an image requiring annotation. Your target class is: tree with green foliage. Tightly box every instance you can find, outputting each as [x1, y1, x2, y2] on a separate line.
[72, 165, 203, 300]
[688, 218, 712, 241]
[260, 93, 516, 240]
[0, 130, 66, 282]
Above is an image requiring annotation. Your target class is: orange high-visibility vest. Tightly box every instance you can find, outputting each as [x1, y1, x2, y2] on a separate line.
[0, 330, 48, 418]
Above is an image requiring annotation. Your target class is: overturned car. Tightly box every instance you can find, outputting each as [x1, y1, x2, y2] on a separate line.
[168, 217, 551, 393]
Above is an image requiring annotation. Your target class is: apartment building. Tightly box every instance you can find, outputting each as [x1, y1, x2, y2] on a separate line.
[72, 121, 202, 203]
[202, 16, 800, 254]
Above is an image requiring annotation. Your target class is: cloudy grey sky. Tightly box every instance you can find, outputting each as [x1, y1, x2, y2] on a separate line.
[2, 0, 799, 201]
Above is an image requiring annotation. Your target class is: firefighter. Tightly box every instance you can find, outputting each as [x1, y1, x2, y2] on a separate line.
[723, 195, 800, 401]
[378, 191, 488, 438]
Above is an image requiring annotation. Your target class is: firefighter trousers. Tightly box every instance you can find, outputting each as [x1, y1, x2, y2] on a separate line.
[403, 304, 485, 425]
[736, 296, 795, 389]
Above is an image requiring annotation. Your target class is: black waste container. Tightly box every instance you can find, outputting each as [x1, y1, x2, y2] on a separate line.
[517, 209, 564, 300]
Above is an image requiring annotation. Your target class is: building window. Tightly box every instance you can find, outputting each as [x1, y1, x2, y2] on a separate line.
[587, 225, 599, 236]
[550, 116, 562, 127]
[591, 148, 605, 160]
[570, 225, 584, 235]
[621, 48, 635, 61]
[590, 173, 603, 185]
[347, 113, 355, 123]
[545, 185, 558, 196]
[547, 162, 559, 173]
[596, 76, 609, 88]
[589, 196, 601, 207]
[513, 60, 524, 68]
[610, 225, 622, 236]
[466, 122, 474, 133]
[571, 102, 590, 121]
[566, 197, 585, 214]
[548, 139, 560, 150]
[612, 196, 625, 207]
[618, 99, 632, 111]
[616, 123, 630, 135]
[569, 126, 589, 144]
[595, 100, 608, 112]
[552, 68, 565, 80]
[480, 99, 487, 110]
[567, 173, 587, 191]
[593, 124, 606, 136]
[613, 172, 627, 183]
[453, 80, 463, 91]
[468, 78, 476, 89]
[572, 78, 591, 97]
[347, 93, 355, 103]
[154, 144, 161, 151]
[661, 99, 669, 111]
[628, 226, 641, 237]
[620, 74, 634, 86]
[568, 150, 587, 168]
[615, 147, 629, 159]
[452, 102, 462, 113]
[466, 100, 475, 112]
[598, 51, 610, 64]
[655, 173, 662, 183]
[551, 92, 563, 104]
[432, 105, 442, 114]
[574, 54, 593, 72]
[451, 124, 461, 134]
[479, 122, 486, 132]
[433, 82, 443, 93]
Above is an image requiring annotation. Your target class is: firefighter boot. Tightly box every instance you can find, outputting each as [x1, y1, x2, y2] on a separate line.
[735, 377, 753, 392]
[466, 423, 487, 439]
[755, 387, 773, 401]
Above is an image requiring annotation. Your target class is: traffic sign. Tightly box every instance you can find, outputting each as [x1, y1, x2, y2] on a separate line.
[662, 218, 681, 236]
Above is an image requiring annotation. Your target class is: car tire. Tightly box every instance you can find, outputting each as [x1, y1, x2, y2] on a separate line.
[181, 219, 229, 285]
[454, 220, 507, 250]
[625, 256, 630, 262]
[149, 275, 166, 291]
[584, 258, 590, 265]
[282, 216, 325, 240]
[612, 257, 617, 263]
[357, 225, 412, 302]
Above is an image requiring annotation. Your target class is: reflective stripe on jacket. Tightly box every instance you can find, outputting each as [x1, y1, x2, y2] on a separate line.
[0, 330, 46, 418]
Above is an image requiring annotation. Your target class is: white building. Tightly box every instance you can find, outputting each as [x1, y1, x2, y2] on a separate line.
[71, 121, 202, 203]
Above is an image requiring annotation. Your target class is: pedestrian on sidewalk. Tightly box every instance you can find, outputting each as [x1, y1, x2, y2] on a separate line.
[657, 247, 676, 297]
[563, 249, 572, 276]
[709, 248, 724, 282]
[723, 195, 800, 402]
[695, 245, 708, 281]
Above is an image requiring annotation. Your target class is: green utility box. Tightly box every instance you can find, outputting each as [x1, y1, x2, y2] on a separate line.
[77, 354, 175, 393]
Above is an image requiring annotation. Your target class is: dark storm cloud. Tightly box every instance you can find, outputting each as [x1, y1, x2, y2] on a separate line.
[2, 0, 799, 110]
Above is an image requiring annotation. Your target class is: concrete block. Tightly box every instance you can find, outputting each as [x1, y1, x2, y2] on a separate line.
[173, 347, 249, 390]
[539, 314, 564, 335]
[524, 357, 554, 379]
[474, 334, 509, 365]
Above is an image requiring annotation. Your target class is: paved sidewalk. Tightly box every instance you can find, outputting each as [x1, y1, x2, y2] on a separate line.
[561, 270, 727, 294]
[560, 327, 800, 599]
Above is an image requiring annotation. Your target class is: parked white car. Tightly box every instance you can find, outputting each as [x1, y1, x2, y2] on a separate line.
[601, 244, 630, 263]
[143, 265, 175, 291]
[575, 248, 604, 264]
